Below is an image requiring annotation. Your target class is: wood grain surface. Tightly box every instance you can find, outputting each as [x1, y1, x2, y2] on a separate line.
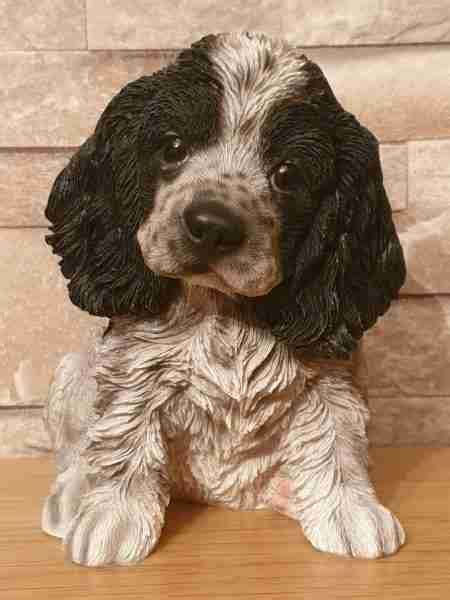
[1, 448, 449, 599]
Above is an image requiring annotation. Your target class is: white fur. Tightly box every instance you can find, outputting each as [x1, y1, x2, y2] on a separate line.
[42, 294, 404, 566]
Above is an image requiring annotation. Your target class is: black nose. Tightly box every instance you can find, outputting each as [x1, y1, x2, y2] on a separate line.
[183, 198, 245, 255]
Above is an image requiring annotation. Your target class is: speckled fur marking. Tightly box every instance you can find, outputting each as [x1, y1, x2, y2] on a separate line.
[137, 33, 310, 298]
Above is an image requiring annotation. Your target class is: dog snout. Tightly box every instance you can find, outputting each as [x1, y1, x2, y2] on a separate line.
[182, 194, 246, 257]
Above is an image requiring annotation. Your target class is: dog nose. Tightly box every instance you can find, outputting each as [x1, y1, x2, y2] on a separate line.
[183, 198, 245, 255]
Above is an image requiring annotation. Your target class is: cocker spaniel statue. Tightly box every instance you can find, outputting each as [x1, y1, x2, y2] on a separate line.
[42, 32, 407, 566]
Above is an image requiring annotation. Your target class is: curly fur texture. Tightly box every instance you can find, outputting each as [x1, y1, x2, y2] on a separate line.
[42, 32, 406, 566]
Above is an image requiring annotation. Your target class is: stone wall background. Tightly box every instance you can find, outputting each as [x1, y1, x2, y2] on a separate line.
[0, 1, 449, 455]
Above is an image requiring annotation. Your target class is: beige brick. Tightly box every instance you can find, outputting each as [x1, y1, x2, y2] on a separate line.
[408, 140, 450, 220]
[368, 396, 450, 447]
[397, 209, 450, 295]
[0, 150, 72, 227]
[307, 45, 450, 143]
[0, 52, 91, 147]
[1, 47, 449, 147]
[0, 0, 86, 50]
[0, 409, 51, 456]
[86, 0, 450, 49]
[396, 140, 450, 295]
[380, 144, 407, 212]
[0, 229, 107, 407]
[365, 297, 450, 398]
[0, 51, 172, 147]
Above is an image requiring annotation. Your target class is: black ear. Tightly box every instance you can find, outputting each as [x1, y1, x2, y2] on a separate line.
[258, 109, 406, 358]
[45, 74, 174, 317]
[322, 110, 406, 355]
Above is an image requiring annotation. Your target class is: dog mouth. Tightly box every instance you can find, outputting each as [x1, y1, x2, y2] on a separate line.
[185, 267, 281, 297]
[157, 263, 281, 298]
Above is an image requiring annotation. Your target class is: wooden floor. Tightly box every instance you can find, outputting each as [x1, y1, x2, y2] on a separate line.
[1, 448, 450, 599]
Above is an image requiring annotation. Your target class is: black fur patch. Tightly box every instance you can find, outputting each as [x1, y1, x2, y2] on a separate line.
[251, 60, 406, 357]
[45, 37, 224, 316]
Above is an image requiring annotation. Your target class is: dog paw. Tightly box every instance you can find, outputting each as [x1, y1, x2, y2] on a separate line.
[303, 496, 406, 559]
[64, 489, 165, 567]
[42, 465, 89, 539]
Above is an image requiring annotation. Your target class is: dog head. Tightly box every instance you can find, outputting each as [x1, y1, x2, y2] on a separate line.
[45, 32, 406, 357]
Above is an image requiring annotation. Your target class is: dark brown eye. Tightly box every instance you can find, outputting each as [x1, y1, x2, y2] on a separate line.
[271, 162, 304, 193]
[160, 134, 189, 169]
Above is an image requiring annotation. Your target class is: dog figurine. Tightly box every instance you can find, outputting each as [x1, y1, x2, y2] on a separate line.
[42, 32, 406, 566]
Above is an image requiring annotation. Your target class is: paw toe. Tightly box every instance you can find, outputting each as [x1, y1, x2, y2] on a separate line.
[304, 499, 405, 560]
[64, 505, 159, 567]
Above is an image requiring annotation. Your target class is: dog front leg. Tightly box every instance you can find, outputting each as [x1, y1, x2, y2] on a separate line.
[281, 378, 405, 559]
[64, 413, 171, 567]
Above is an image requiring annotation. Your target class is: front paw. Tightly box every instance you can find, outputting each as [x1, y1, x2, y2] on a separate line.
[64, 487, 165, 567]
[303, 497, 405, 559]
[42, 466, 89, 539]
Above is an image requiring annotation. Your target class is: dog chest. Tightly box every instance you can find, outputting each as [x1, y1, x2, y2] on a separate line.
[97, 309, 304, 468]
[155, 314, 305, 506]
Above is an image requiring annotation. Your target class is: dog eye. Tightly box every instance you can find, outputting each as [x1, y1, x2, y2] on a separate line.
[160, 133, 189, 170]
[271, 162, 304, 193]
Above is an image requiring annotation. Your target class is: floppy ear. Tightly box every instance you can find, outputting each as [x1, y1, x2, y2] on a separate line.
[45, 75, 174, 317]
[321, 109, 406, 355]
[259, 109, 406, 358]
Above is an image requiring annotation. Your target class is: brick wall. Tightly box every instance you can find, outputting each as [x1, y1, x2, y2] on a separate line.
[1, 1, 449, 455]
